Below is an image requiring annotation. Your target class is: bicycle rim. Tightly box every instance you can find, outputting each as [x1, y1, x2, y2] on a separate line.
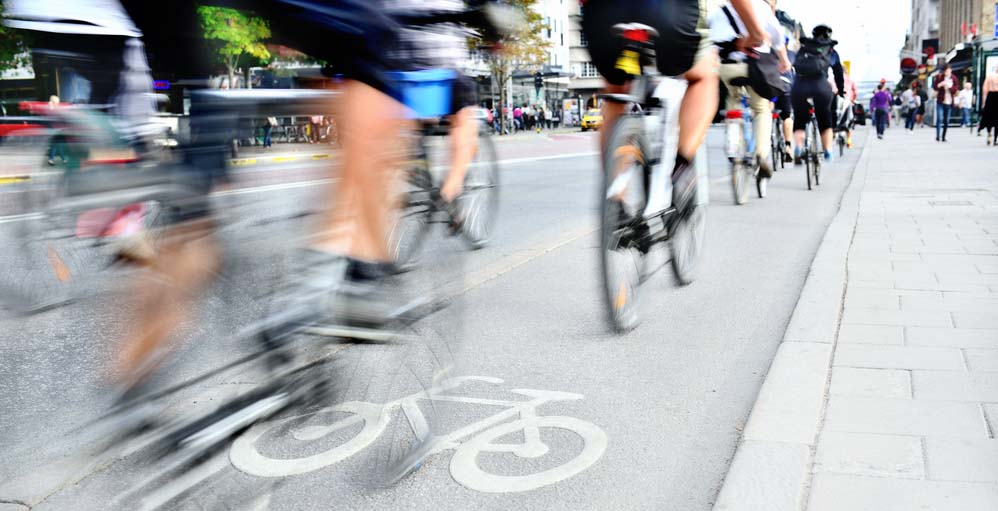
[458, 133, 499, 249]
[669, 204, 706, 286]
[600, 117, 646, 333]
[811, 125, 822, 186]
[388, 161, 434, 272]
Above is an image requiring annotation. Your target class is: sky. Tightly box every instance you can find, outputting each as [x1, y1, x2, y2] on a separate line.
[775, 0, 912, 82]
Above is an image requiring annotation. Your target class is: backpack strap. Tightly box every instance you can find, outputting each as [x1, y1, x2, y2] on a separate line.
[720, 4, 740, 34]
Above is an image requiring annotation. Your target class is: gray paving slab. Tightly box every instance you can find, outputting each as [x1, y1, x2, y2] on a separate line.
[809, 473, 998, 511]
[712, 441, 810, 511]
[924, 438, 998, 483]
[964, 349, 998, 371]
[836, 324, 904, 345]
[829, 367, 910, 399]
[813, 431, 923, 479]
[904, 327, 998, 348]
[833, 345, 965, 371]
[910, 370, 998, 402]
[822, 396, 989, 438]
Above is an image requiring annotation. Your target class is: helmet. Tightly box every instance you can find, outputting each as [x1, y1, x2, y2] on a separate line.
[812, 24, 833, 38]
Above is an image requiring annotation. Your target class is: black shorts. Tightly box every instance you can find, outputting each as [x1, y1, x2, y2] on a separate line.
[775, 92, 793, 120]
[450, 75, 478, 115]
[581, 0, 703, 84]
[791, 78, 834, 132]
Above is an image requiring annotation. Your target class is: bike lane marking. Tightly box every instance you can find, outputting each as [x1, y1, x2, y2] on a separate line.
[228, 376, 609, 493]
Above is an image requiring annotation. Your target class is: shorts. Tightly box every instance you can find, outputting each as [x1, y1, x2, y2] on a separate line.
[450, 75, 478, 115]
[791, 78, 834, 132]
[581, 0, 705, 85]
[775, 92, 792, 120]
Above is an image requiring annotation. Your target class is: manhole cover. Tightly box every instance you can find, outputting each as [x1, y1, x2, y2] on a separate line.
[929, 201, 973, 206]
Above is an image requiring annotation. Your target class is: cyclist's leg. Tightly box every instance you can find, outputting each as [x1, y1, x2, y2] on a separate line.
[440, 76, 481, 203]
[812, 82, 834, 152]
[777, 92, 794, 155]
[718, 63, 747, 156]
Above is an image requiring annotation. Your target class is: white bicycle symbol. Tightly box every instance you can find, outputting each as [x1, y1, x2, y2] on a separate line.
[229, 376, 608, 493]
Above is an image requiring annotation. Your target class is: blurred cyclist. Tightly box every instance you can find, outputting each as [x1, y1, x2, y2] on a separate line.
[709, 0, 791, 194]
[790, 23, 844, 163]
[581, 0, 769, 213]
[831, 69, 858, 147]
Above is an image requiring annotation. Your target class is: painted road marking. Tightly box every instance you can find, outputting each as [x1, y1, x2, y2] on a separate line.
[229, 375, 607, 493]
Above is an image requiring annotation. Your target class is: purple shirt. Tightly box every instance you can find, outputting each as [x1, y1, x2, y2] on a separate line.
[870, 90, 892, 111]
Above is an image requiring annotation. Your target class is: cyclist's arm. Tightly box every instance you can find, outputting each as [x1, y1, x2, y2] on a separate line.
[729, 0, 768, 47]
[831, 51, 845, 95]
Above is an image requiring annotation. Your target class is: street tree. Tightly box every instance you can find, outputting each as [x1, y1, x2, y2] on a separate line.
[479, 0, 550, 135]
[0, 5, 30, 74]
[197, 6, 271, 88]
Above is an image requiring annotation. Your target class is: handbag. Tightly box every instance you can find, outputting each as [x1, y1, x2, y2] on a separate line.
[721, 6, 788, 100]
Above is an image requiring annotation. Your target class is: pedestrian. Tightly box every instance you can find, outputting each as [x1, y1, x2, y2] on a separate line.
[308, 114, 323, 143]
[46, 94, 65, 165]
[977, 69, 998, 146]
[957, 82, 973, 127]
[537, 107, 546, 132]
[915, 82, 928, 127]
[901, 82, 921, 131]
[264, 116, 277, 148]
[933, 64, 958, 142]
[513, 105, 522, 132]
[870, 84, 891, 139]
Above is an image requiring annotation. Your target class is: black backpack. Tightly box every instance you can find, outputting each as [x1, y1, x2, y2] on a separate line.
[795, 38, 835, 79]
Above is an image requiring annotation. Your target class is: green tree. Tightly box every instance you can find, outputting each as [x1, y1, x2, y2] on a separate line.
[479, 0, 550, 135]
[0, 5, 31, 74]
[197, 6, 271, 88]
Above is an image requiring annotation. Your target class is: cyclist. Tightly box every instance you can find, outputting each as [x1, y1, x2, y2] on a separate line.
[387, 0, 482, 230]
[581, 0, 770, 213]
[709, 0, 791, 192]
[790, 23, 844, 164]
[830, 69, 858, 147]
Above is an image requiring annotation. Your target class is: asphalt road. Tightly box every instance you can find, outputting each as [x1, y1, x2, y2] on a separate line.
[0, 125, 866, 510]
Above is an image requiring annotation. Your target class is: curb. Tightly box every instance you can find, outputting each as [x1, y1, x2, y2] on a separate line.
[711, 132, 872, 511]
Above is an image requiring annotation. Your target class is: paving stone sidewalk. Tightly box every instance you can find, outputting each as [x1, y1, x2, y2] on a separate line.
[713, 125, 998, 511]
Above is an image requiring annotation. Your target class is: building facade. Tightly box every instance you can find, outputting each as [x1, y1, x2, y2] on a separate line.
[939, 0, 997, 53]
[906, 0, 941, 57]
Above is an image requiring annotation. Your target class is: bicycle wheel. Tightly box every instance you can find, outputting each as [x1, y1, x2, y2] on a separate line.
[770, 118, 781, 173]
[810, 123, 822, 187]
[730, 124, 750, 205]
[669, 201, 706, 286]
[804, 125, 814, 191]
[599, 116, 647, 333]
[457, 132, 499, 249]
[388, 151, 434, 272]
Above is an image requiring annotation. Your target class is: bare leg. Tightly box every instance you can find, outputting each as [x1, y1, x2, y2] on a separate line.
[440, 107, 479, 203]
[782, 118, 793, 151]
[820, 128, 833, 152]
[114, 221, 220, 388]
[312, 81, 404, 263]
[677, 53, 720, 161]
[793, 129, 805, 148]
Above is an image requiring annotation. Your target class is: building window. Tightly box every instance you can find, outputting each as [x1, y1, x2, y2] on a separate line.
[580, 31, 588, 47]
[581, 62, 599, 78]
[561, 33, 564, 46]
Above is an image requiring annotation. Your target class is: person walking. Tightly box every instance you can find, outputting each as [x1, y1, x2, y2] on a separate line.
[537, 106, 546, 132]
[870, 83, 892, 139]
[901, 82, 921, 131]
[264, 116, 277, 148]
[513, 105, 522, 132]
[977, 70, 998, 145]
[957, 81, 973, 128]
[915, 82, 928, 127]
[933, 64, 958, 141]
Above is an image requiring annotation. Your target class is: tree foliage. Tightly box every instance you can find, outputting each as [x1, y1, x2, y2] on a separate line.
[478, 0, 550, 134]
[197, 6, 271, 88]
[0, 5, 31, 73]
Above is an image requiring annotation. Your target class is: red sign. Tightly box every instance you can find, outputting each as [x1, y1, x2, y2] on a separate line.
[901, 57, 918, 74]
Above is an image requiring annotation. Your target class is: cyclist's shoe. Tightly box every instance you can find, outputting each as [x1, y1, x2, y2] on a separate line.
[823, 150, 833, 162]
[846, 136, 853, 148]
[671, 154, 697, 215]
[757, 176, 769, 198]
[783, 142, 793, 162]
[793, 147, 803, 166]
[441, 198, 464, 236]
[331, 259, 403, 329]
[758, 156, 774, 179]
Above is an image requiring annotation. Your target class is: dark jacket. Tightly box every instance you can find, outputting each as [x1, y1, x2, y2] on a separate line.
[933, 74, 960, 105]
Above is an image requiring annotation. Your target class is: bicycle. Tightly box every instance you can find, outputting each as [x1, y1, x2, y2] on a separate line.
[230, 375, 607, 492]
[725, 89, 760, 204]
[598, 23, 709, 333]
[388, 111, 500, 272]
[770, 102, 787, 173]
[802, 104, 821, 190]
[833, 97, 853, 158]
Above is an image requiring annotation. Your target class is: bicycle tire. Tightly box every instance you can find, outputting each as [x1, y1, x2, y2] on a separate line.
[730, 123, 749, 205]
[458, 132, 499, 249]
[669, 201, 706, 286]
[599, 116, 647, 333]
[810, 122, 822, 187]
[837, 134, 845, 157]
[805, 125, 813, 191]
[388, 146, 434, 273]
[770, 118, 780, 174]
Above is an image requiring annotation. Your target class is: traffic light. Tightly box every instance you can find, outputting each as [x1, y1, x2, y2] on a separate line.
[534, 72, 544, 90]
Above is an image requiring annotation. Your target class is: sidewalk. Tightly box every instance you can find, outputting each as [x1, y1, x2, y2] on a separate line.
[713, 125, 998, 510]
